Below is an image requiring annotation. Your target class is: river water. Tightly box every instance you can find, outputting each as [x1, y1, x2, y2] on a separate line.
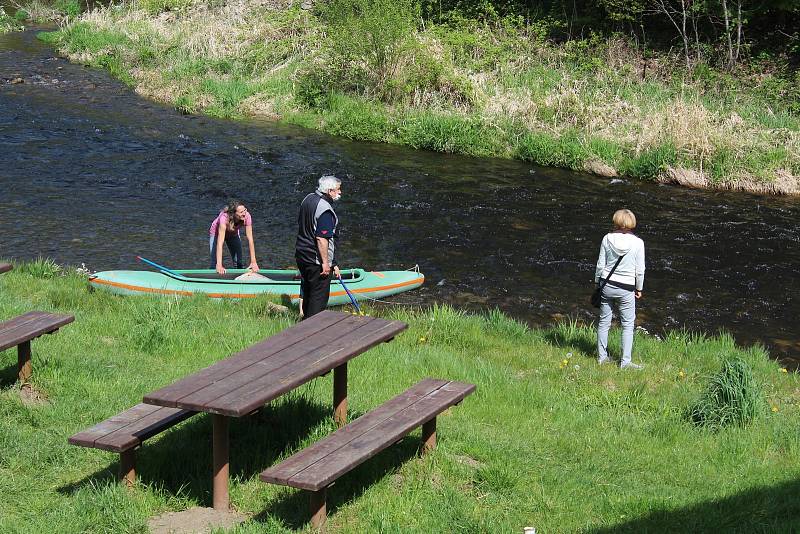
[2, 28, 798, 363]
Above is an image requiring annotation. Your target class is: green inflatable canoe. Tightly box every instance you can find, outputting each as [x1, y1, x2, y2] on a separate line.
[88, 268, 424, 305]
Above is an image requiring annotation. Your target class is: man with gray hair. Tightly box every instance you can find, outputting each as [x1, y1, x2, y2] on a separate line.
[295, 175, 342, 318]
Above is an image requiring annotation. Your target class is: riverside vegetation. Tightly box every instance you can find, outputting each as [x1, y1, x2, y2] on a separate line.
[5, 0, 799, 194]
[2, 258, 800, 532]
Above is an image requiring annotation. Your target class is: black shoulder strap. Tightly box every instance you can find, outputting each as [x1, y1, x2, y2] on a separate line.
[599, 254, 626, 290]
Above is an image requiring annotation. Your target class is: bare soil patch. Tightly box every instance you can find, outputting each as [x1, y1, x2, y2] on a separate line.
[147, 507, 248, 534]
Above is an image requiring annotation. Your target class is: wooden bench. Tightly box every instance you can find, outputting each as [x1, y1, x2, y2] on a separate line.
[0, 311, 74, 382]
[0, 263, 11, 274]
[259, 378, 476, 529]
[69, 403, 196, 486]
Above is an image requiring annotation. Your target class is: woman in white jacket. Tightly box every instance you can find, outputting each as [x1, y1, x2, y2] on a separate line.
[595, 209, 646, 369]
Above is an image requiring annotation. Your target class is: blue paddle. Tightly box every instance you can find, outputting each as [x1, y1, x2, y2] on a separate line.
[337, 272, 362, 315]
[136, 256, 184, 278]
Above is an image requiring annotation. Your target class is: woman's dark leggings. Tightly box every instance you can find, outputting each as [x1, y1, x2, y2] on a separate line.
[209, 235, 243, 269]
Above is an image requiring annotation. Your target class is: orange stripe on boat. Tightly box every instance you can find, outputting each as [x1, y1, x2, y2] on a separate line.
[372, 272, 386, 278]
[90, 278, 261, 298]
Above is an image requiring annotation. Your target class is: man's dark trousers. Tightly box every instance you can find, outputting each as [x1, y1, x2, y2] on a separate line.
[298, 261, 331, 319]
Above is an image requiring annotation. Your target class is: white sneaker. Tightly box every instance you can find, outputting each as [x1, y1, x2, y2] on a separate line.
[621, 362, 644, 370]
[597, 358, 612, 366]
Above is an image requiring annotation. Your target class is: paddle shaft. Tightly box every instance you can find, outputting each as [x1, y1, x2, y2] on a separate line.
[337, 274, 362, 313]
[137, 256, 183, 278]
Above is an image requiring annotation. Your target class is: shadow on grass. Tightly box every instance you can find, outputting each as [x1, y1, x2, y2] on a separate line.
[543, 326, 597, 359]
[0, 360, 20, 388]
[589, 478, 800, 533]
[59, 394, 330, 504]
[254, 434, 422, 530]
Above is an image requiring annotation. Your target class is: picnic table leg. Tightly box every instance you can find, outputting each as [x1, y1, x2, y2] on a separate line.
[310, 488, 327, 530]
[17, 340, 32, 383]
[119, 450, 136, 487]
[421, 417, 437, 454]
[333, 362, 347, 427]
[212, 414, 229, 510]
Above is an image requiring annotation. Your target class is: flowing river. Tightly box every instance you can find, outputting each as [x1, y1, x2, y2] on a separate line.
[2, 28, 799, 363]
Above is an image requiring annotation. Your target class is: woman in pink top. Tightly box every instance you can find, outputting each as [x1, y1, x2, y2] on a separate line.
[209, 200, 259, 275]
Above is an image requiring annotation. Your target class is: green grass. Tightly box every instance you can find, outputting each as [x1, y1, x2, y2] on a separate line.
[1, 260, 800, 532]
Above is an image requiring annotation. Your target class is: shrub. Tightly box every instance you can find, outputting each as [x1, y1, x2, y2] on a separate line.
[320, 0, 418, 99]
[54, 0, 81, 18]
[688, 357, 764, 431]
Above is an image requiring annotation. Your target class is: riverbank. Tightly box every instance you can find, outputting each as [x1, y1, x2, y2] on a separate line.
[8, 0, 797, 195]
[2, 259, 800, 531]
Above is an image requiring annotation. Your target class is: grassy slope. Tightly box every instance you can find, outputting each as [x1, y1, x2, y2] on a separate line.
[1, 260, 799, 532]
[29, 1, 800, 195]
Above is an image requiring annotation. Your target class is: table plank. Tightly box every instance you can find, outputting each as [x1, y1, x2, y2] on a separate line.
[143, 311, 408, 417]
[143, 310, 350, 406]
[215, 319, 408, 416]
[169, 314, 375, 412]
[0, 311, 75, 352]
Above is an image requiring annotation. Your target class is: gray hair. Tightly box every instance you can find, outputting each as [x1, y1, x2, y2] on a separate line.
[318, 175, 341, 193]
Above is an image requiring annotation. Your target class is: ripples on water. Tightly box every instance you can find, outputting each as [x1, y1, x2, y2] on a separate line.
[2, 29, 799, 363]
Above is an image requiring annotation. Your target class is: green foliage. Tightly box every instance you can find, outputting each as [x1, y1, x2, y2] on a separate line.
[138, 0, 193, 15]
[397, 112, 501, 157]
[689, 357, 765, 431]
[431, 17, 528, 71]
[0, 7, 23, 32]
[620, 143, 678, 180]
[319, 0, 418, 101]
[201, 77, 256, 118]
[55, 0, 81, 17]
[515, 131, 588, 170]
[321, 93, 391, 142]
[598, 0, 645, 24]
[420, 0, 528, 22]
[14, 9, 30, 21]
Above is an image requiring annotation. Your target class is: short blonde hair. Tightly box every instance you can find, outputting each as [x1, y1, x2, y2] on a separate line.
[612, 209, 636, 230]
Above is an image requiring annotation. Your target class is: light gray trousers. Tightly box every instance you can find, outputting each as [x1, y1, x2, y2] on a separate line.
[597, 284, 636, 364]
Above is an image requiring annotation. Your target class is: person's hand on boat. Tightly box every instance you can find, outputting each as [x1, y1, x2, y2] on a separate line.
[216, 263, 226, 275]
[321, 262, 331, 277]
[635, 290, 643, 299]
[248, 262, 260, 273]
[333, 265, 340, 278]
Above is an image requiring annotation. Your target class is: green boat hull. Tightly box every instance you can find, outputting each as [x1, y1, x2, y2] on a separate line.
[89, 268, 424, 305]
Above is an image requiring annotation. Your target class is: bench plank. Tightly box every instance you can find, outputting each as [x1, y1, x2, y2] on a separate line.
[143, 310, 351, 406]
[0, 311, 75, 352]
[260, 379, 476, 491]
[0, 263, 11, 274]
[261, 378, 446, 484]
[69, 404, 195, 452]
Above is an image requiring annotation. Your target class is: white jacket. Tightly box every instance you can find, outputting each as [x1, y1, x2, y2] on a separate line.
[594, 232, 645, 291]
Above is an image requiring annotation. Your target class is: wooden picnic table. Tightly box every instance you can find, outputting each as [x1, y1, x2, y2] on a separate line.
[142, 310, 407, 510]
[0, 263, 12, 274]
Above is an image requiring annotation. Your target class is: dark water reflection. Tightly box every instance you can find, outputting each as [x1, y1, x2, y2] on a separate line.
[2, 29, 799, 363]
